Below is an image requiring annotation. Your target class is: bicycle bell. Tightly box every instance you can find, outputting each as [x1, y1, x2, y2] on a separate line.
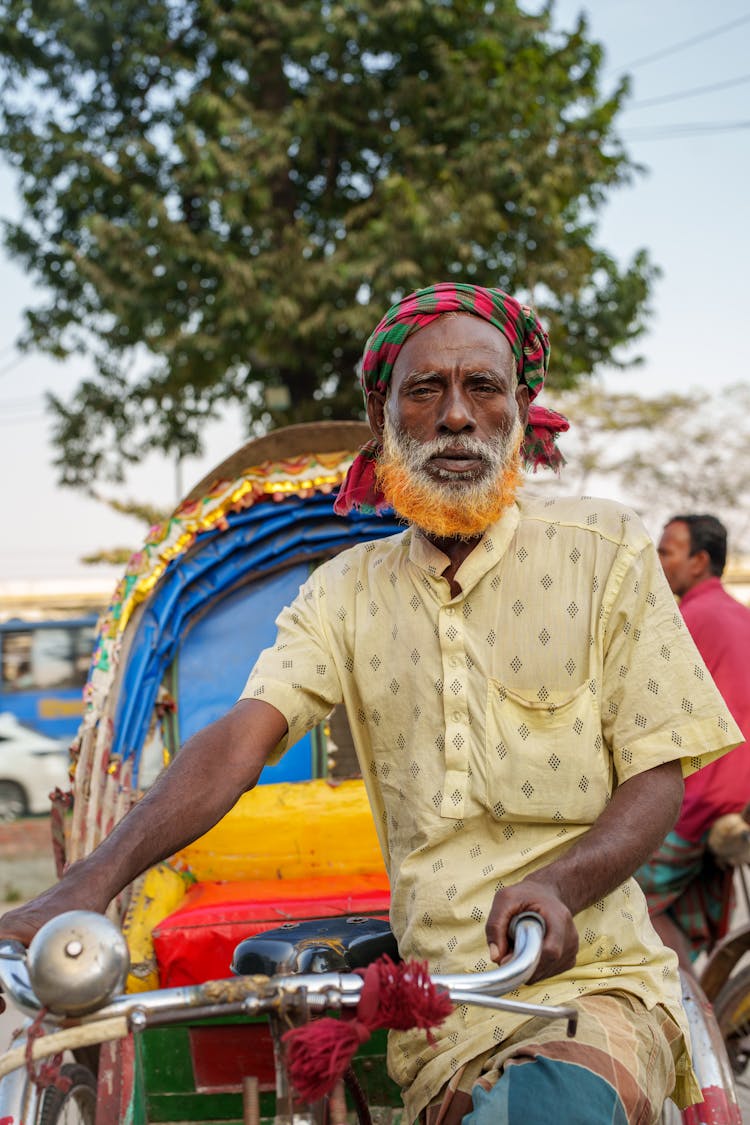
[27, 909, 130, 1016]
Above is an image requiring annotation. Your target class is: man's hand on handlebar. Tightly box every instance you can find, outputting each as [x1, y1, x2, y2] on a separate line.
[486, 877, 579, 984]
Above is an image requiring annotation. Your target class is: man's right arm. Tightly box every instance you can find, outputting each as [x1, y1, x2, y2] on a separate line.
[0, 698, 288, 945]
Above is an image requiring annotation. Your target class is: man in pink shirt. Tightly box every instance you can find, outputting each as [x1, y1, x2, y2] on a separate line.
[637, 514, 750, 972]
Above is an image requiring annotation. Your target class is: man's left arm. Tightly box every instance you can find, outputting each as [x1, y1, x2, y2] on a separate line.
[485, 759, 683, 982]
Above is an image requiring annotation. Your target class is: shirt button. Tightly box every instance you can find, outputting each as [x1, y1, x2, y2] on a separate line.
[453, 712, 461, 722]
[446, 607, 455, 616]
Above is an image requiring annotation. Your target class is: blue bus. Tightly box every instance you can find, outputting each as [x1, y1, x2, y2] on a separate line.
[0, 615, 98, 739]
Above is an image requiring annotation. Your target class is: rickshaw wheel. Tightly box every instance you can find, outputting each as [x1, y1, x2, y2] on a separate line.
[38, 1063, 97, 1125]
[712, 964, 750, 1076]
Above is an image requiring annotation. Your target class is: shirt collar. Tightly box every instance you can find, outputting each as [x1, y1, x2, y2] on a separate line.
[407, 503, 521, 595]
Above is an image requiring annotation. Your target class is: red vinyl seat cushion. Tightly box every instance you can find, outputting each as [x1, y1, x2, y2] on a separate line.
[152, 872, 391, 986]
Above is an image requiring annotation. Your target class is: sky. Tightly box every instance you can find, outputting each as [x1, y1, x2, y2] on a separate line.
[0, 0, 748, 584]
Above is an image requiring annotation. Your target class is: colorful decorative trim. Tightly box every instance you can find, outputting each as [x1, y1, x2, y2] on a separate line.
[74, 451, 357, 760]
[108, 452, 352, 640]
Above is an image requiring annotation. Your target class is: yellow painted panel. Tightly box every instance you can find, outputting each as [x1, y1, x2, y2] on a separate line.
[172, 778, 386, 883]
[123, 863, 189, 992]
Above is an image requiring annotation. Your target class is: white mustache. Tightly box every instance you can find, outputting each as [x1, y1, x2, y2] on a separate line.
[409, 434, 497, 465]
[386, 422, 519, 476]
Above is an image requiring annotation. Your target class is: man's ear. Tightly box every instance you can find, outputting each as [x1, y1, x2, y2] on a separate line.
[515, 383, 530, 428]
[367, 390, 386, 441]
[691, 548, 712, 581]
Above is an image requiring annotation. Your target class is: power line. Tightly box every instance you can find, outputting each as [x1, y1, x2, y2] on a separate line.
[621, 119, 750, 141]
[629, 73, 750, 110]
[0, 352, 29, 377]
[623, 119, 750, 133]
[617, 14, 750, 71]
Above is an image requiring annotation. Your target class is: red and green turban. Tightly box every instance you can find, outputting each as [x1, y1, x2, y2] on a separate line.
[334, 282, 569, 516]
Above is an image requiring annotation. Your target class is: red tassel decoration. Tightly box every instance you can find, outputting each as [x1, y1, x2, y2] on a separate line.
[283, 956, 453, 1102]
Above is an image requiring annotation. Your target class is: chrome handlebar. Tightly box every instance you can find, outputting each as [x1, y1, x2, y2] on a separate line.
[0, 913, 577, 1038]
[0, 939, 40, 1013]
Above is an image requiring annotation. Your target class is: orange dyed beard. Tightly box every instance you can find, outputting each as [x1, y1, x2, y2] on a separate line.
[375, 416, 524, 540]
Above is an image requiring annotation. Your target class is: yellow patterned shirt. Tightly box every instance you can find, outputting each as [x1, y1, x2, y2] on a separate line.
[242, 495, 740, 1118]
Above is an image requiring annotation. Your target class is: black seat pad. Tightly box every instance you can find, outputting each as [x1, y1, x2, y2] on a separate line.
[232, 915, 399, 976]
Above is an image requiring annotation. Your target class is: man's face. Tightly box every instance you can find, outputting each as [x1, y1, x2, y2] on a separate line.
[371, 313, 528, 461]
[657, 520, 700, 597]
[366, 314, 530, 539]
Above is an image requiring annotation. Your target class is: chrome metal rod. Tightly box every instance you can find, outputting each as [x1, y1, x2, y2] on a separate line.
[0, 944, 42, 1015]
[0, 918, 548, 1033]
[449, 989, 578, 1035]
[432, 918, 543, 994]
[87, 970, 365, 1025]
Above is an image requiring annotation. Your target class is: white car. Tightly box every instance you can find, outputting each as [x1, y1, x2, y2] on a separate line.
[0, 712, 71, 821]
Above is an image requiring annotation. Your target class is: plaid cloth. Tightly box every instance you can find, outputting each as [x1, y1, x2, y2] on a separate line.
[360, 283, 550, 400]
[423, 991, 693, 1125]
[635, 829, 733, 959]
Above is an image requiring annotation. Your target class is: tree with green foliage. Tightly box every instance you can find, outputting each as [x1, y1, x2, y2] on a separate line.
[0, 0, 655, 488]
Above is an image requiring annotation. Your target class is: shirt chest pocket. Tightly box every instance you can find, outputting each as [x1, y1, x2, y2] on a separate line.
[485, 678, 612, 824]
